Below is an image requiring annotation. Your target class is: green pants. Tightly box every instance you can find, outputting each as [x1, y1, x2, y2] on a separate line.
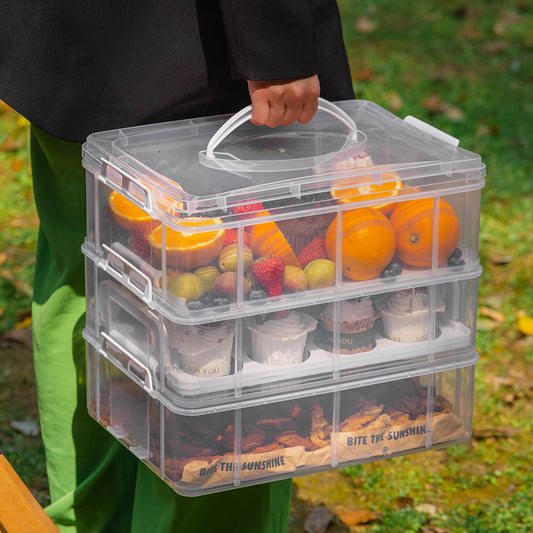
[30, 125, 292, 533]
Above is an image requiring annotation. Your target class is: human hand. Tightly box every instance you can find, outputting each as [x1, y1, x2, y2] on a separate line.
[247, 75, 320, 128]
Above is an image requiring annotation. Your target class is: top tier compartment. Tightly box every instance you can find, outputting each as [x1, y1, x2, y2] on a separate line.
[82, 99, 485, 324]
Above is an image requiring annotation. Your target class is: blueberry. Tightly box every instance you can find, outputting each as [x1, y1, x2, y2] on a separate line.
[380, 262, 403, 279]
[247, 289, 268, 301]
[186, 299, 205, 310]
[447, 248, 465, 267]
[199, 291, 215, 305]
[255, 313, 271, 325]
[213, 295, 230, 306]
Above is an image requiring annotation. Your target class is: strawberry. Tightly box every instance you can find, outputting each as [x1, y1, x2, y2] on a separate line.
[223, 228, 250, 246]
[231, 201, 264, 231]
[251, 256, 285, 297]
[298, 237, 327, 268]
[231, 201, 264, 219]
[128, 231, 152, 260]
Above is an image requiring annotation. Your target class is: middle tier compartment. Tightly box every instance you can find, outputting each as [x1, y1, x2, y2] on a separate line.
[85, 252, 480, 411]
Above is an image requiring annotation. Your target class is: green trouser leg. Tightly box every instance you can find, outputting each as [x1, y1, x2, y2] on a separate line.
[30, 125, 292, 533]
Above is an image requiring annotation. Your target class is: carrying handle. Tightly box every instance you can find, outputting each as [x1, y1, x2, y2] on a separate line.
[100, 160, 153, 212]
[205, 97, 358, 159]
[101, 332, 154, 392]
[102, 244, 153, 304]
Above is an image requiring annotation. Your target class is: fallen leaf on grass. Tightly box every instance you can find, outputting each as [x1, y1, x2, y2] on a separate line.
[486, 375, 513, 387]
[386, 91, 403, 112]
[0, 135, 25, 152]
[482, 41, 510, 54]
[336, 509, 378, 526]
[415, 503, 438, 516]
[489, 254, 513, 265]
[479, 306, 505, 323]
[517, 315, 533, 336]
[422, 94, 448, 114]
[304, 505, 332, 533]
[421, 95, 463, 121]
[355, 17, 377, 33]
[0, 268, 33, 298]
[15, 316, 32, 329]
[477, 318, 498, 331]
[353, 67, 375, 82]
[444, 106, 464, 122]
[476, 124, 500, 137]
[421, 526, 452, 533]
[473, 426, 520, 440]
[392, 495, 413, 508]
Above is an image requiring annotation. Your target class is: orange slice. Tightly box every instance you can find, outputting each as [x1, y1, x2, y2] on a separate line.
[148, 218, 225, 269]
[249, 211, 301, 267]
[108, 190, 160, 235]
[331, 171, 402, 216]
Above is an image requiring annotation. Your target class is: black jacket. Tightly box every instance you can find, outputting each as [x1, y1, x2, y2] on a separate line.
[0, 0, 354, 142]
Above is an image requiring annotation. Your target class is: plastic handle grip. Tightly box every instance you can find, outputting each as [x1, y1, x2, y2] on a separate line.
[100, 159, 153, 212]
[102, 244, 153, 304]
[205, 97, 358, 159]
[101, 332, 154, 392]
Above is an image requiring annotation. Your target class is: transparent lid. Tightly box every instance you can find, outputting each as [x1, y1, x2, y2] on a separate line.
[83, 99, 485, 218]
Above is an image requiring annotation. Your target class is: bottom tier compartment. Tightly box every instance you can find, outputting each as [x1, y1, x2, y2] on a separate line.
[87, 344, 476, 497]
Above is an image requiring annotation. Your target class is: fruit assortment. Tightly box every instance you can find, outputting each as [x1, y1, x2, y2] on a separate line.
[107, 187, 464, 309]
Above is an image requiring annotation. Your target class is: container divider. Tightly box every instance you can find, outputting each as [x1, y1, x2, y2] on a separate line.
[233, 409, 242, 487]
[331, 388, 340, 468]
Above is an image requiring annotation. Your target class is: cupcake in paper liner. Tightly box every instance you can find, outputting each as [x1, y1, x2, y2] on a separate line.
[247, 311, 318, 366]
[168, 321, 234, 378]
[376, 289, 445, 343]
[315, 297, 381, 354]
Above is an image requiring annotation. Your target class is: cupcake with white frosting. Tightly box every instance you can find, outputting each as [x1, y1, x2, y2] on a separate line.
[247, 311, 318, 366]
[376, 289, 445, 343]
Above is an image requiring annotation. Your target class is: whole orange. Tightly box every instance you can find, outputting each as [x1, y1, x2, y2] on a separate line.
[325, 208, 396, 281]
[390, 198, 460, 267]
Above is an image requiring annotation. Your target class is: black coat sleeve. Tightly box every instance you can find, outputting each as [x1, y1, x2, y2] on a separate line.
[219, 0, 318, 80]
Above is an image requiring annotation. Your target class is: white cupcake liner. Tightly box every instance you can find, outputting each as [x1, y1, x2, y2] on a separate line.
[248, 312, 318, 366]
[168, 323, 234, 378]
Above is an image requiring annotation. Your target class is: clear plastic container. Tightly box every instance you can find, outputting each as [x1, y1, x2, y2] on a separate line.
[82, 99, 484, 325]
[84, 251, 480, 411]
[86, 342, 477, 497]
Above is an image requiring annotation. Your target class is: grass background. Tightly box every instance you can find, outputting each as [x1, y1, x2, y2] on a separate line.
[1, 0, 532, 531]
